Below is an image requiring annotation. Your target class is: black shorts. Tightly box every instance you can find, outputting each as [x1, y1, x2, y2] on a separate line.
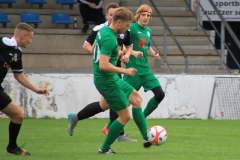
[0, 89, 12, 110]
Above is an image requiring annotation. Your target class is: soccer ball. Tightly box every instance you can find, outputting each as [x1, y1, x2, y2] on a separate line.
[147, 125, 167, 146]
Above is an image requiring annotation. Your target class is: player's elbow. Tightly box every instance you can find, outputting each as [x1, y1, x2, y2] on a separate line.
[83, 43, 92, 54]
[99, 63, 106, 71]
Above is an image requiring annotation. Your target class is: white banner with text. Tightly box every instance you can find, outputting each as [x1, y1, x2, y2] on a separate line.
[199, 0, 240, 21]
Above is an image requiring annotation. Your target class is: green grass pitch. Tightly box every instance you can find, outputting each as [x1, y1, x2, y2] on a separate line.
[0, 118, 240, 160]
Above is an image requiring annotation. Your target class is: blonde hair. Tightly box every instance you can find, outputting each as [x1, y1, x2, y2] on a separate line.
[112, 7, 134, 23]
[135, 4, 152, 21]
[15, 22, 34, 32]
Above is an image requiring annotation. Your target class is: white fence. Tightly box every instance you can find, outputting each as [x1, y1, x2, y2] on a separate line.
[2, 73, 239, 119]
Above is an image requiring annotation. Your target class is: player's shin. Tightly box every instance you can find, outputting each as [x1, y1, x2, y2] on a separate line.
[100, 120, 124, 151]
[132, 108, 148, 140]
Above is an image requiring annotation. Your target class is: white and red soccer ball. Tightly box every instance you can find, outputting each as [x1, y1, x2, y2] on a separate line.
[147, 125, 167, 146]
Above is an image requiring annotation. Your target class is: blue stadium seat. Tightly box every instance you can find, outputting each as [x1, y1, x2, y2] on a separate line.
[26, 0, 47, 9]
[0, 0, 16, 8]
[20, 12, 42, 28]
[51, 13, 73, 29]
[56, 0, 76, 9]
[0, 12, 11, 28]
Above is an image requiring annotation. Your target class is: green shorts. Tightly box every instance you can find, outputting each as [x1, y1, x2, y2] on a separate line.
[123, 72, 160, 92]
[94, 77, 134, 112]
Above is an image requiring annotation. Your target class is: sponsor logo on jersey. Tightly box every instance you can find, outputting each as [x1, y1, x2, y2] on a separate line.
[147, 31, 150, 37]
[119, 33, 124, 39]
[14, 53, 18, 62]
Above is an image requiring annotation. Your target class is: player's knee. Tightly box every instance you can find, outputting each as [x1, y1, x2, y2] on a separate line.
[133, 95, 142, 107]
[124, 115, 131, 122]
[11, 112, 24, 124]
[155, 89, 165, 102]
[118, 112, 131, 124]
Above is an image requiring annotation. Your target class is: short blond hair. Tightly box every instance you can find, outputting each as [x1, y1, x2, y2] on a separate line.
[15, 22, 34, 32]
[112, 7, 134, 23]
[135, 4, 152, 21]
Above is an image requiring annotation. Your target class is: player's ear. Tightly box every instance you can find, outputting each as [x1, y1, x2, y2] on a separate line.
[21, 33, 26, 39]
[117, 19, 122, 26]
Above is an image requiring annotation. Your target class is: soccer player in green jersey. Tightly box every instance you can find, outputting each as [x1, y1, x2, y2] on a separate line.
[93, 7, 151, 154]
[68, 3, 137, 142]
[123, 4, 165, 118]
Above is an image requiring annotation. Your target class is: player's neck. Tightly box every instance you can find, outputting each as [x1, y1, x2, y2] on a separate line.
[109, 24, 118, 34]
[137, 22, 147, 28]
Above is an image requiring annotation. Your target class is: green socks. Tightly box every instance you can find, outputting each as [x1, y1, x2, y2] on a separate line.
[106, 120, 112, 129]
[100, 120, 124, 151]
[132, 108, 148, 140]
[143, 97, 159, 118]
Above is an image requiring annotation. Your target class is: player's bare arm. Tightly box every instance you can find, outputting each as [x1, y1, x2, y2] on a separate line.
[99, 54, 137, 76]
[148, 46, 160, 61]
[83, 42, 94, 54]
[132, 50, 143, 58]
[122, 45, 133, 63]
[13, 73, 49, 95]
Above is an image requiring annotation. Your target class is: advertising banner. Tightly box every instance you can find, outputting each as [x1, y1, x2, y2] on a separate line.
[200, 0, 240, 21]
[190, 0, 240, 21]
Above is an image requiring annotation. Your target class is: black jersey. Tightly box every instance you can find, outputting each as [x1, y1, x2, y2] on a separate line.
[0, 37, 23, 89]
[85, 21, 133, 50]
[77, 0, 103, 7]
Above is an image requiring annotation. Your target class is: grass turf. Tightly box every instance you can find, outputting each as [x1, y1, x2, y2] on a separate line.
[0, 118, 240, 160]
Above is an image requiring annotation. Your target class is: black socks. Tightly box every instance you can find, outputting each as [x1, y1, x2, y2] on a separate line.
[77, 102, 104, 120]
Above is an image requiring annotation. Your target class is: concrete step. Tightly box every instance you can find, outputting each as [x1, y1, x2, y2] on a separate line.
[156, 45, 211, 50]
[1, 8, 78, 15]
[126, 0, 188, 7]
[2, 14, 81, 29]
[128, 6, 187, 12]
[0, 0, 189, 11]
[152, 28, 212, 36]
[148, 17, 196, 27]
[21, 53, 223, 74]
[162, 56, 220, 65]
[0, 0, 78, 10]
[1, 31, 87, 52]
[1, 29, 210, 47]
[152, 36, 210, 46]
[1, 9, 196, 29]
[1, 28, 213, 55]
[159, 49, 219, 56]
[0, 27, 211, 36]
[0, 7, 194, 17]
[22, 54, 93, 73]
[151, 26, 197, 30]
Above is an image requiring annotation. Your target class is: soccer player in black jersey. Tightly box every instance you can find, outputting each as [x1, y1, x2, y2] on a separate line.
[0, 23, 49, 156]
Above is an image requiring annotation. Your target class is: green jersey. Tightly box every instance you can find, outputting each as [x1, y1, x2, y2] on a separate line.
[126, 22, 152, 75]
[93, 26, 119, 82]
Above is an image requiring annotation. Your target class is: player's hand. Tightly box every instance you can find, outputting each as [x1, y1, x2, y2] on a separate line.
[122, 55, 130, 63]
[125, 68, 137, 76]
[35, 88, 49, 95]
[133, 51, 143, 58]
[154, 50, 160, 61]
[88, 2, 96, 8]
[118, 50, 124, 58]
